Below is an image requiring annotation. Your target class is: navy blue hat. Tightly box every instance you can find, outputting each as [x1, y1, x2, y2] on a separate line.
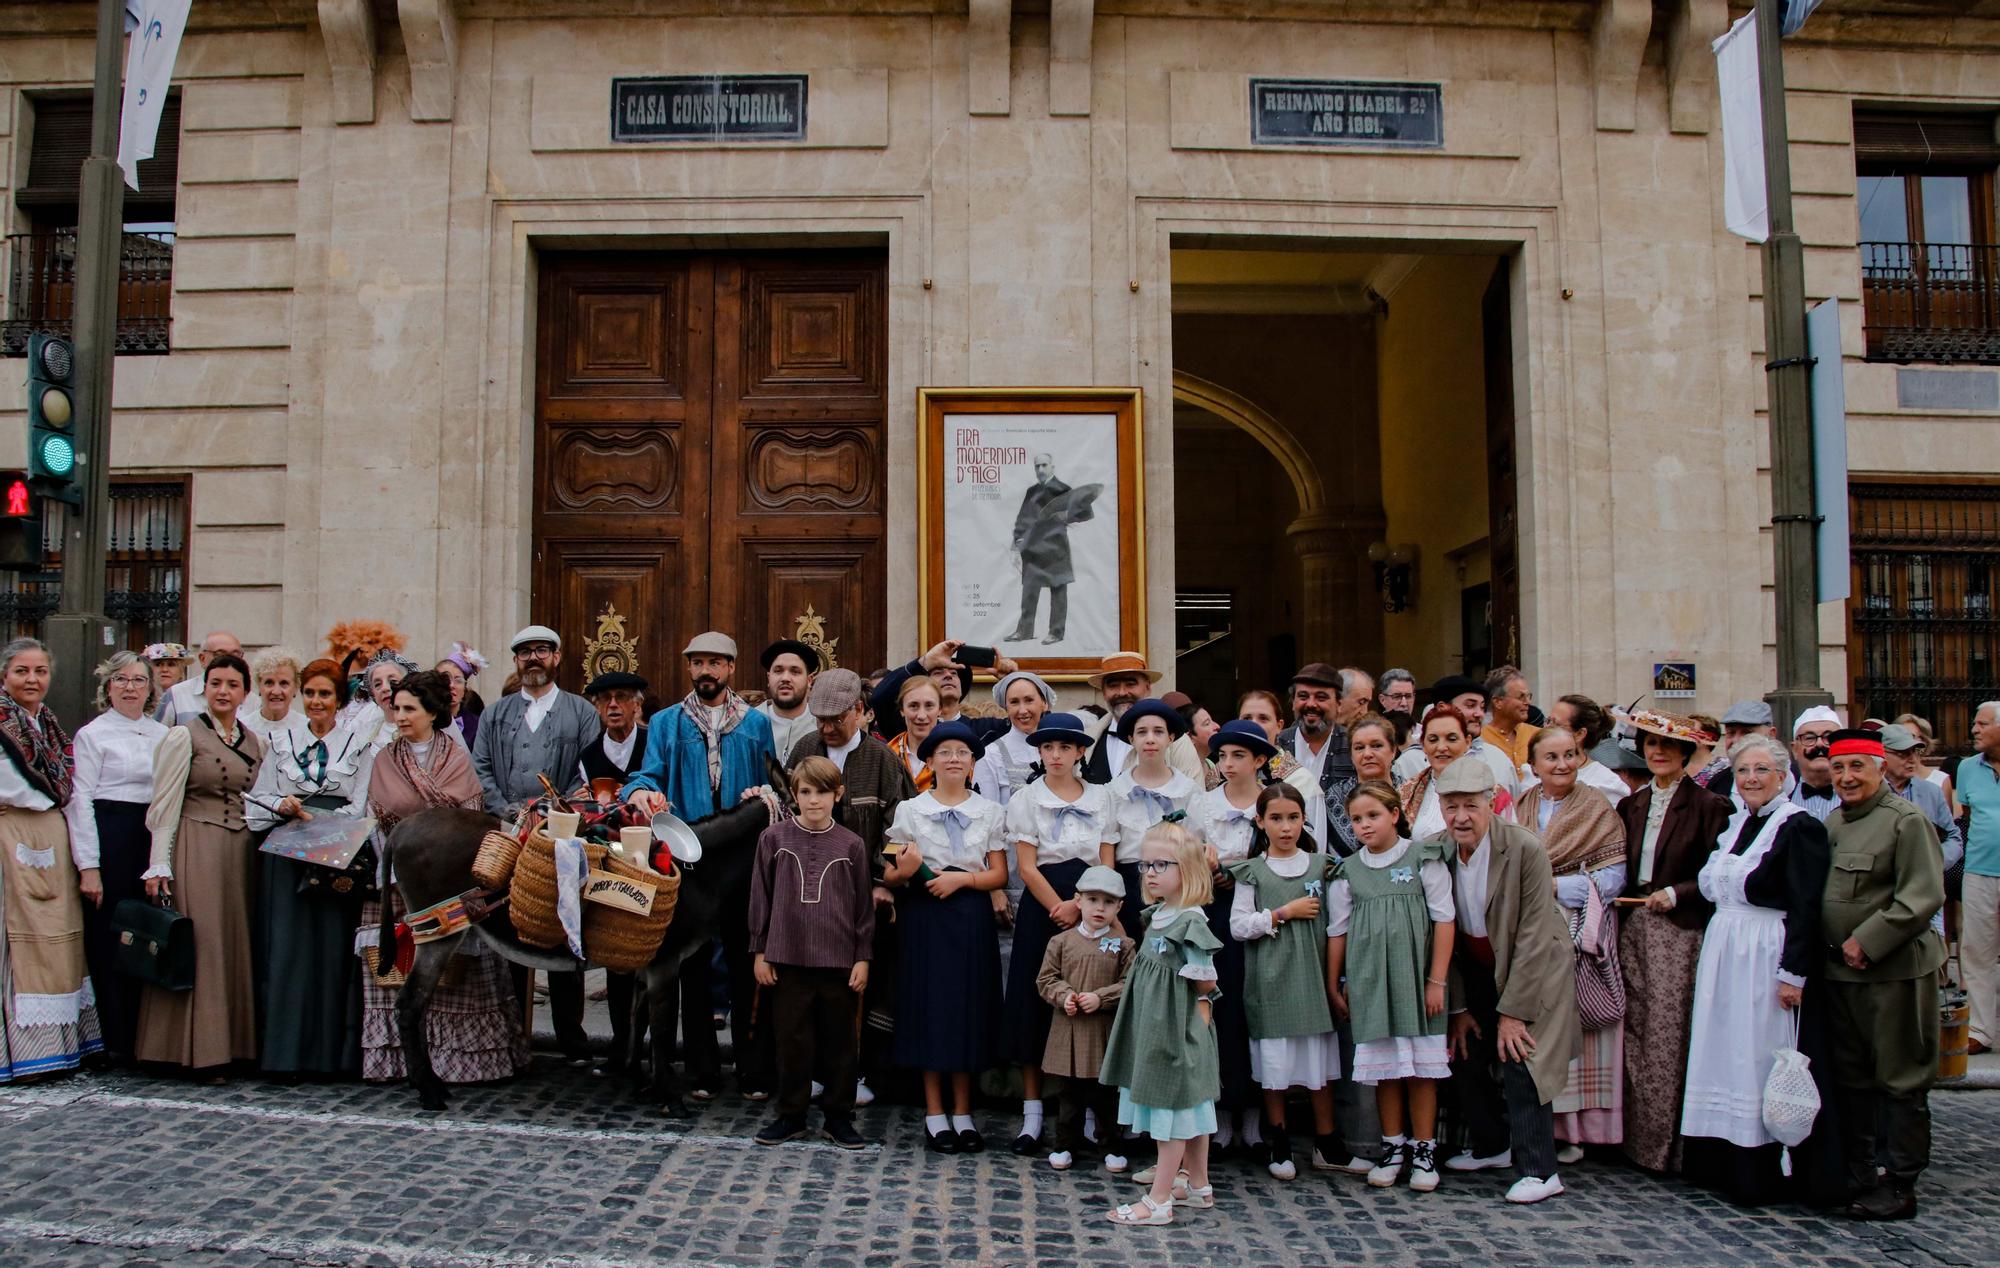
[1208, 718, 1279, 761]
[584, 670, 649, 697]
[917, 719, 986, 763]
[1028, 711, 1093, 748]
[1116, 698, 1189, 743]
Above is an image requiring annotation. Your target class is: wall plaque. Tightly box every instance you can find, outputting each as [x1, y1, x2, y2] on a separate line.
[612, 75, 807, 143]
[1249, 78, 1443, 149]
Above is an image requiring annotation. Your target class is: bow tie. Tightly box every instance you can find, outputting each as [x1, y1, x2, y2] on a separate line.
[1127, 786, 1177, 818]
[1051, 803, 1095, 829]
[929, 807, 971, 854]
[1220, 807, 1257, 826]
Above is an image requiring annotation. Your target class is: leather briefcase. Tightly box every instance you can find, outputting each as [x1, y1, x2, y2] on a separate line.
[111, 898, 194, 992]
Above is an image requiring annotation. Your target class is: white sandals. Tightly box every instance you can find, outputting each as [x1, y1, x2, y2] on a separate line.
[1108, 1195, 1174, 1226]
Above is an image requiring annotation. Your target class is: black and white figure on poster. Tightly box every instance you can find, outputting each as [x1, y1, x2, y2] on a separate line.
[1006, 454, 1103, 645]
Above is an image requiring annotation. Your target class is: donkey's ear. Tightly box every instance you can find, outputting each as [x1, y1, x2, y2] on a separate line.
[766, 755, 792, 803]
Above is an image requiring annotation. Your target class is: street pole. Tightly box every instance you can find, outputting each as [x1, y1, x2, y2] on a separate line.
[46, 0, 126, 726]
[1754, 0, 1835, 738]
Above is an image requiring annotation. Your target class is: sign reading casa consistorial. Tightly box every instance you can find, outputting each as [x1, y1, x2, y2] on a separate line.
[1249, 78, 1443, 149]
[611, 75, 808, 143]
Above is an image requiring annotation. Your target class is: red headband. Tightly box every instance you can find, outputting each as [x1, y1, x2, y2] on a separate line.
[1829, 736, 1884, 759]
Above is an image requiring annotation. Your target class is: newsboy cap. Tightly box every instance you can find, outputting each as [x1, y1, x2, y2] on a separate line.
[808, 668, 865, 717]
[682, 631, 739, 659]
[1434, 755, 1497, 796]
[1719, 699, 1774, 727]
[509, 625, 561, 652]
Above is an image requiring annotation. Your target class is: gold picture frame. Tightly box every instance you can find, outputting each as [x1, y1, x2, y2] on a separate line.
[916, 387, 1147, 682]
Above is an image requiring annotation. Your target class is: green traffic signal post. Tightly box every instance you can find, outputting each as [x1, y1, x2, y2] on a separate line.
[44, 0, 126, 727]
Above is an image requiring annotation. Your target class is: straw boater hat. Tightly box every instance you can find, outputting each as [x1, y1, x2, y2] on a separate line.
[1611, 706, 1715, 746]
[1087, 651, 1163, 688]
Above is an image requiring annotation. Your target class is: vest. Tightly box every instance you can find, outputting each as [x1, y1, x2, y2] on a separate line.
[580, 724, 646, 785]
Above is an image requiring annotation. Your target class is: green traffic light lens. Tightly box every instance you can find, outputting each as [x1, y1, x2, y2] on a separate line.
[38, 433, 75, 477]
[39, 387, 72, 428]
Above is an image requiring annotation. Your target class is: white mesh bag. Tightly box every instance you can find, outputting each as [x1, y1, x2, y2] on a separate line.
[1762, 1012, 1821, 1174]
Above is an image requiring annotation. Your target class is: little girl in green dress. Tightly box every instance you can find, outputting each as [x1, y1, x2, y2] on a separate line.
[1099, 822, 1222, 1226]
[1327, 780, 1457, 1193]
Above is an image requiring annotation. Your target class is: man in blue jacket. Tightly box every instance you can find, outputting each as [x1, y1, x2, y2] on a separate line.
[624, 631, 778, 1097]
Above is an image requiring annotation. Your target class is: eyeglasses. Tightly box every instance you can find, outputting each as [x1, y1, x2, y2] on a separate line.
[1736, 765, 1785, 778]
[516, 646, 557, 659]
[1134, 859, 1181, 876]
[1794, 731, 1835, 745]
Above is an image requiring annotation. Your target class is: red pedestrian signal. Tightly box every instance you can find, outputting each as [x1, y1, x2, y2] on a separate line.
[1, 475, 30, 519]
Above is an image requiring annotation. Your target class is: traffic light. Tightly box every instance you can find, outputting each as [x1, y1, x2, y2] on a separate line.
[0, 472, 41, 569]
[26, 333, 80, 505]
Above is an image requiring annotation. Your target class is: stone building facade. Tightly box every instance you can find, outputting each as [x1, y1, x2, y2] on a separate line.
[0, 0, 1996, 730]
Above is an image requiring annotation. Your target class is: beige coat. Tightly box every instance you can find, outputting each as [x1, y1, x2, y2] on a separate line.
[1036, 922, 1134, 1078]
[1443, 819, 1582, 1104]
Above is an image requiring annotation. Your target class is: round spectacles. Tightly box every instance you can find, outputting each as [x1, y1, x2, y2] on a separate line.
[1736, 765, 1785, 778]
[1134, 859, 1181, 875]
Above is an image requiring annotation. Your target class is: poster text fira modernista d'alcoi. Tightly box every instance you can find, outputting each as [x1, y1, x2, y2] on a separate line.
[954, 428, 1027, 485]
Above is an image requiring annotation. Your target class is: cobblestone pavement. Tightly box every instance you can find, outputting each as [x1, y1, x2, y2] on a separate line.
[1, 1061, 1995, 1266]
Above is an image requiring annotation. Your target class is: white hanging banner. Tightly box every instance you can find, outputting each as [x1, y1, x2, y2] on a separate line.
[118, 0, 194, 191]
[1712, 12, 1768, 243]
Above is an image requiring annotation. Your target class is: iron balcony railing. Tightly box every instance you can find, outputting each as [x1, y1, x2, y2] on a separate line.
[1, 229, 173, 356]
[1859, 240, 2000, 366]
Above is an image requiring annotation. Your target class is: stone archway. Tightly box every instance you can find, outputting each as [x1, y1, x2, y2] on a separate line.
[1171, 369, 1344, 663]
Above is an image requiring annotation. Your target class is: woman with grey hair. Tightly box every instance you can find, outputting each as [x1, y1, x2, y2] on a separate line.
[1679, 733, 1842, 1205]
[243, 647, 305, 745]
[65, 650, 169, 1060]
[0, 637, 104, 1080]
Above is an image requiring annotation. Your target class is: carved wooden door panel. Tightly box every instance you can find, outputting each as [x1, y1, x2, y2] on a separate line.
[534, 251, 886, 693]
[708, 252, 888, 681]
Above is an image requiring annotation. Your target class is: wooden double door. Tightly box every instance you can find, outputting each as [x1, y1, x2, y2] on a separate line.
[534, 250, 888, 694]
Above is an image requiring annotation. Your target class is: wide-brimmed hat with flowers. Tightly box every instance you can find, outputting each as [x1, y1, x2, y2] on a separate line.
[1612, 706, 1715, 746]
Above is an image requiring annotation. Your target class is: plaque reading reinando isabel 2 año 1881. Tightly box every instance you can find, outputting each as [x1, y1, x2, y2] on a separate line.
[1249, 78, 1442, 149]
[612, 75, 808, 143]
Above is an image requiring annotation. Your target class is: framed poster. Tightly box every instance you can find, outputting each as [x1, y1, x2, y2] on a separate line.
[917, 388, 1146, 681]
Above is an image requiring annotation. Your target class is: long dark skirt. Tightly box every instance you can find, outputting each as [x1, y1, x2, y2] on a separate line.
[1115, 861, 1145, 946]
[1682, 984, 1846, 1208]
[81, 799, 150, 1058]
[893, 874, 1002, 1073]
[255, 840, 362, 1076]
[1205, 893, 1253, 1110]
[1004, 858, 1089, 1066]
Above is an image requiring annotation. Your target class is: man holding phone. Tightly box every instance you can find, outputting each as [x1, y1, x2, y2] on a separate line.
[869, 639, 1016, 744]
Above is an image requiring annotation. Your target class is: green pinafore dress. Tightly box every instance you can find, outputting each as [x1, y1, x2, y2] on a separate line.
[1098, 906, 1222, 1141]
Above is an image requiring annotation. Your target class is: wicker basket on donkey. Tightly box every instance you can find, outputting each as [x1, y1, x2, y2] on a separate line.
[508, 832, 605, 949]
[582, 852, 681, 972]
[471, 829, 525, 890]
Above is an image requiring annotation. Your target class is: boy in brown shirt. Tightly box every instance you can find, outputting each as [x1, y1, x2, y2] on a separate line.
[1036, 865, 1136, 1171]
[750, 756, 875, 1149]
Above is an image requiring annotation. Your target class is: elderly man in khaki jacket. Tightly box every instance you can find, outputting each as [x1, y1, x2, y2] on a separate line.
[1433, 755, 1581, 1204]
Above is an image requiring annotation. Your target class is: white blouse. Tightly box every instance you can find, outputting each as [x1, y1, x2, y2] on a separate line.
[887, 790, 1007, 873]
[242, 707, 304, 746]
[246, 718, 377, 832]
[1187, 785, 1262, 863]
[64, 708, 168, 870]
[1229, 848, 1318, 939]
[1105, 768, 1198, 864]
[976, 728, 1040, 808]
[1004, 779, 1116, 868]
[1325, 837, 1455, 936]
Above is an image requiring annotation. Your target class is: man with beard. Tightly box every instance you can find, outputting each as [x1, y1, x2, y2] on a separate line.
[869, 639, 1015, 744]
[1821, 729, 1945, 1220]
[1276, 663, 1355, 853]
[786, 669, 915, 1108]
[625, 632, 779, 1098]
[757, 639, 820, 763]
[473, 625, 604, 1062]
[1079, 651, 1207, 786]
[1005, 453, 1090, 645]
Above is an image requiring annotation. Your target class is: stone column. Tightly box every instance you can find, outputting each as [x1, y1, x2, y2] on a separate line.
[1287, 506, 1387, 668]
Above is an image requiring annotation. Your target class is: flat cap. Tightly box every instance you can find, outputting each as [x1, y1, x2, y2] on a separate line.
[1290, 662, 1341, 688]
[1434, 754, 1497, 796]
[1876, 723, 1924, 753]
[1075, 865, 1127, 900]
[1720, 699, 1774, 727]
[584, 671, 649, 697]
[682, 631, 738, 659]
[808, 667, 865, 717]
[509, 625, 561, 652]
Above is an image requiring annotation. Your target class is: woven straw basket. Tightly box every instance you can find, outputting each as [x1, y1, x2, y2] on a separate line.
[362, 943, 467, 990]
[471, 829, 525, 890]
[508, 832, 605, 949]
[582, 852, 680, 972]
